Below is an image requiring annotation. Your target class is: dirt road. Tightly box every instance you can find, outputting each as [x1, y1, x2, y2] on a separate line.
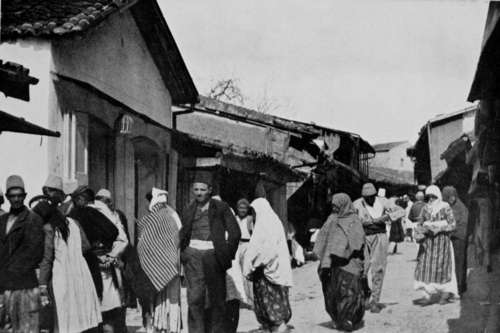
[128, 241, 500, 332]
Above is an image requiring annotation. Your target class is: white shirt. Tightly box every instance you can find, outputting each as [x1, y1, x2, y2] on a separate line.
[365, 197, 384, 219]
[236, 216, 252, 240]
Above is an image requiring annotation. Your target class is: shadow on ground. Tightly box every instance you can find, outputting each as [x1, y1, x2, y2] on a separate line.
[447, 249, 500, 333]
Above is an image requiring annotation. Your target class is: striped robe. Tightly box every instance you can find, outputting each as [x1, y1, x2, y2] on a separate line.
[137, 204, 180, 292]
[414, 205, 455, 284]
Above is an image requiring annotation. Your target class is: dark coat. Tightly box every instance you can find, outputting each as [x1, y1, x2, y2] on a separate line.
[0, 206, 44, 292]
[180, 199, 241, 271]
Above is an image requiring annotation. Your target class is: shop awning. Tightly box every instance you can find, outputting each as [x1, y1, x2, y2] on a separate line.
[0, 110, 60, 137]
[172, 130, 305, 183]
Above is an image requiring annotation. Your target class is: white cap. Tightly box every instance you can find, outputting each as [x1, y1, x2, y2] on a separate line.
[96, 189, 112, 199]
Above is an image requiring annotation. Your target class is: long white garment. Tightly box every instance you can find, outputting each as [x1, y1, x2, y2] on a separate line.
[243, 198, 293, 287]
[365, 197, 384, 219]
[52, 218, 102, 333]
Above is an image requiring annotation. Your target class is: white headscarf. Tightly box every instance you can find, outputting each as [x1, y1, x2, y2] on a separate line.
[149, 187, 182, 229]
[243, 198, 293, 287]
[425, 185, 448, 215]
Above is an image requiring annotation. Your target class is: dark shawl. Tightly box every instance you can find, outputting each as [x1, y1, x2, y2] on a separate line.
[442, 186, 469, 240]
[313, 193, 365, 275]
[67, 205, 118, 299]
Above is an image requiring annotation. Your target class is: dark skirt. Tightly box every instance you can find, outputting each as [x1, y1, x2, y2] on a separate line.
[389, 219, 405, 243]
[319, 266, 366, 332]
[252, 269, 292, 329]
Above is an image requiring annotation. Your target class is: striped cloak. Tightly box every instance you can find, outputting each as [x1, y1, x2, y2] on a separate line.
[414, 205, 455, 284]
[137, 204, 180, 292]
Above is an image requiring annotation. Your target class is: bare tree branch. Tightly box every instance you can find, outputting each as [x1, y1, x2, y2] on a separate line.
[208, 78, 245, 105]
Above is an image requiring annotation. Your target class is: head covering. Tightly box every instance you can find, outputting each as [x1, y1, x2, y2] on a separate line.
[149, 187, 168, 212]
[237, 198, 250, 208]
[44, 174, 63, 191]
[71, 185, 94, 201]
[425, 185, 447, 215]
[243, 198, 292, 287]
[193, 170, 212, 186]
[137, 190, 181, 293]
[441, 186, 457, 203]
[96, 189, 112, 199]
[331, 193, 356, 218]
[442, 186, 469, 239]
[314, 193, 365, 272]
[425, 185, 442, 200]
[254, 180, 267, 199]
[6, 175, 25, 193]
[361, 183, 376, 197]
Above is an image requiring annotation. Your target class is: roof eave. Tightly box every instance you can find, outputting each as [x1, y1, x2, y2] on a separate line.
[130, 0, 198, 105]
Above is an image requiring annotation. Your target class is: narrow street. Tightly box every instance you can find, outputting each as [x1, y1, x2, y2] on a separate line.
[237, 242, 459, 333]
[127, 241, 499, 333]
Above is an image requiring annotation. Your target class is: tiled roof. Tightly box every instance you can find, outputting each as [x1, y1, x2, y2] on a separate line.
[1, 0, 123, 39]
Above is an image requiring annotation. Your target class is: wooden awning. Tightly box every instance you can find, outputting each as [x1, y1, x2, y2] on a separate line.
[0, 110, 60, 137]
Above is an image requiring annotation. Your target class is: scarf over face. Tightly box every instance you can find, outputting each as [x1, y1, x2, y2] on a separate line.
[313, 193, 365, 271]
[243, 198, 293, 287]
[425, 185, 448, 216]
[137, 189, 180, 292]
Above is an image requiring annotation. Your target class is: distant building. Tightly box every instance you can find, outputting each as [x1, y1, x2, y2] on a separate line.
[407, 105, 477, 185]
[371, 141, 413, 171]
[367, 141, 415, 194]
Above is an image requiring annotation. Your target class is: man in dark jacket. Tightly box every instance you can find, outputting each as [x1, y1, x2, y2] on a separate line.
[0, 175, 44, 332]
[180, 171, 241, 333]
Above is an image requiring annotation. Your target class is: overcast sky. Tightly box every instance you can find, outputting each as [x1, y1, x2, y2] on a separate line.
[160, 0, 489, 144]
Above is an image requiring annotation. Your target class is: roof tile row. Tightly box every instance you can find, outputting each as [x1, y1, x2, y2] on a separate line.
[1, 1, 119, 39]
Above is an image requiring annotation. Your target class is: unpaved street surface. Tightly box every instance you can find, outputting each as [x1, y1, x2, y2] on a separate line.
[128, 242, 500, 332]
[238, 242, 460, 333]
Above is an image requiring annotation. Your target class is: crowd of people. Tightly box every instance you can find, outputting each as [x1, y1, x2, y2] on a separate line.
[0, 169, 469, 333]
[0, 172, 294, 333]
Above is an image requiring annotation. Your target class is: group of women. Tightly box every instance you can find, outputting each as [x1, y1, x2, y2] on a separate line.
[313, 185, 460, 331]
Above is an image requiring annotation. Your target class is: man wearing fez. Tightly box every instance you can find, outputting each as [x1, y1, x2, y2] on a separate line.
[180, 171, 241, 333]
[0, 175, 44, 332]
[42, 174, 74, 216]
[353, 183, 404, 313]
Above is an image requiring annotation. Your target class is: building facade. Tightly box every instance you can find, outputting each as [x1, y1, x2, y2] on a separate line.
[0, 0, 198, 240]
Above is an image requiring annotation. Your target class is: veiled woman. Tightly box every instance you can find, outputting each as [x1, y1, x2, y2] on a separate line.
[313, 193, 367, 332]
[243, 196, 293, 333]
[414, 185, 458, 305]
[136, 188, 182, 332]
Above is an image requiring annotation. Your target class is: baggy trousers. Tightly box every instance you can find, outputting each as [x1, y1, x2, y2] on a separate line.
[364, 233, 388, 303]
[183, 246, 227, 333]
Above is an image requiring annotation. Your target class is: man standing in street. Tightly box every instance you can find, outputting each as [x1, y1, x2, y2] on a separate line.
[180, 171, 241, 333]
[353, 183, 403, 313]
[0, 175, 44, 332]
